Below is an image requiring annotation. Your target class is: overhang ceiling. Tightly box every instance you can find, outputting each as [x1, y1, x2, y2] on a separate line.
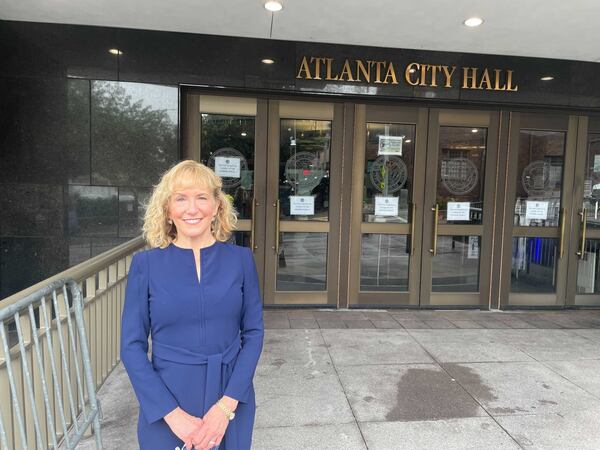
[1, 0, 599, 63]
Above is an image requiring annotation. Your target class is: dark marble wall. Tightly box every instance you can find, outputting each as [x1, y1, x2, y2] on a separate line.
[1, 19, 600, 298]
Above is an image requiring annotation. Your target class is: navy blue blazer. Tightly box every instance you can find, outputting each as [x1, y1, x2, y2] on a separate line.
[120, 241, 264, 449]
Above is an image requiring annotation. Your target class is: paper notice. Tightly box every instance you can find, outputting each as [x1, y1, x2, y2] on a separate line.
[374, 196, 399, 216]
[214, 156, 241, 178]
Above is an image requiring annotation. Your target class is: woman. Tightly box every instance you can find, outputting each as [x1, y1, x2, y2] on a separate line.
[120, 160, 264, 450]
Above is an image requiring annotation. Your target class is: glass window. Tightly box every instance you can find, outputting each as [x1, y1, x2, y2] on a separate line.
[511, 237, 558, 293]
[436, 127, 487, 225]
[432, 236, 480, 292]
[362, 123, 415, 223]
[514, 131, 565, 227]
[582, 133, 600, 229]
[276, 232, 327, 291]
[360, 234, 409, 291]
[279, 120, 331, 221]
[200, 114, 256, 220]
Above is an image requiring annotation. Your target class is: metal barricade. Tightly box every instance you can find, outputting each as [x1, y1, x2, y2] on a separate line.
[0, 279, 102, 450]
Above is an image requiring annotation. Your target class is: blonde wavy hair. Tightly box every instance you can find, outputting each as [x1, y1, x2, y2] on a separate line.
[143, 160, 238, 248]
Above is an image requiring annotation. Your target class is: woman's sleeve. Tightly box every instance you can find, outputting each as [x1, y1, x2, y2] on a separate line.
[223, 247, 265, 403]
[120, 252, 179, 424]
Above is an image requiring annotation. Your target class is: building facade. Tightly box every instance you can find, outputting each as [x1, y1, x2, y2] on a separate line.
[2, 20, 600, 309]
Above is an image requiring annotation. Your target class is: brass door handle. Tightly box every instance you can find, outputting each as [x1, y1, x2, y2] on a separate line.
[430, 203, 439, 256]
[559, 207, 565, 258]
[250, 197, 257, 251]
[410, 202, 417, 255]
[273, 199, 280, 254]
[576, 208, 587, 259]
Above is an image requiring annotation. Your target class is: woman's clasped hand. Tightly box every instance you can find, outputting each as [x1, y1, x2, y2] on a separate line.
[165, 404, 230, 450]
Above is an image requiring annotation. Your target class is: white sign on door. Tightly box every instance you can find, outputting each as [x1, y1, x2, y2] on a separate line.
[289, 196, 315, 215]
[525, 201, 549, 220]
[447, 202, 471, 221]
[378, 136, 403, 156]
[374, 196, 399, 216]
[214, 156, 241, 178]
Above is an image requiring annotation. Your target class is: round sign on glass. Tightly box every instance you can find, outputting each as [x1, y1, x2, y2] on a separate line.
[285, 151, 325, 194]
[369, 155, 408, 194]
[440, 157, 479, 195]
[208, 148, 248, 189]
[521, 160, 553, 196]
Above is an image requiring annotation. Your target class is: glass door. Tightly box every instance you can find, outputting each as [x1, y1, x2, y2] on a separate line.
[500, 113, 578, 307]
[420, 110, 500, 307]
[567, 116, 600, 306]
[263, 100, 343, 306]
[348, 105, 428, 307]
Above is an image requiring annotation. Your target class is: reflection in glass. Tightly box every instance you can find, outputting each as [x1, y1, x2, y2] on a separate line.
[363, 123, 415, 223]
[432, 236, 480, 292]
[231, 231, 251, 248]
[514, 130, 565, 227]
[118, 187, 151, 238]
[279, 120, 331, 221]
[68, 186, 118, 237]
[276, 232, 327, 291]
[360, 234, 409, 291]
[511, 237, 557, 293]
[582, 134, 600, 229]
[91, 81, 178, 186]
[201, 114, 256, 220]
[436, 127, 487, 225]
[576, 239, 600, 294]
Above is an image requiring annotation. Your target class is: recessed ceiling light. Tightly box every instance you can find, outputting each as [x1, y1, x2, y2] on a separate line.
[540, 76, 554, 81]
[471, 128, 479, 133]
[108, 48, 123, 55]
[241, 132, 247, 137]
[264, 1, 283, 12]
[262, 58, 275, 64]
[463, 17, 484, 27]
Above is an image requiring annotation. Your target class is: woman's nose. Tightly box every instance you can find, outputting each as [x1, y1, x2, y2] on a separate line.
[187, 199, 200, 213]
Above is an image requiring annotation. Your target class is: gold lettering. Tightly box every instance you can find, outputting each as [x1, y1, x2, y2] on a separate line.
[296, 56, 312, 79]
[324, 58, 338, 81]
[310, 57, 326, 80]
[374, 61, 386, 83]
[429, 65, 442, 87]
[384, 62, 398, 84]
[419, 64, 431, 86]
[405, 63, 420, 85]
[478, 68, 492, 90]
[462, 67, 478, 89]
[493, 69, 506, 91]
[506, 69, 518, 91]
[356, 60, 372, 82]
[339, 59, 354, 82]
[441, 66, 456, 88]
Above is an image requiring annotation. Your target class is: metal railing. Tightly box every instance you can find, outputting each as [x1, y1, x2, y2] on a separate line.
[0, 237, 146, 449]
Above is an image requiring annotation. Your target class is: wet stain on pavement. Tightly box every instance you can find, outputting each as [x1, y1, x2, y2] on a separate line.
[385, 367, 485, 421]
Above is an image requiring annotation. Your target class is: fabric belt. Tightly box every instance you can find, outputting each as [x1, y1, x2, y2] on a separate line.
[152, 335, 242, 449]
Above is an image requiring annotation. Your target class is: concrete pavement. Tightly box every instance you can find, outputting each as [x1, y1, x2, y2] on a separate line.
[74, 309, 600, 449]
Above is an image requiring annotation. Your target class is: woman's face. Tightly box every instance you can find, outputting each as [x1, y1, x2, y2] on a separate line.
[167, 186, 219, 244]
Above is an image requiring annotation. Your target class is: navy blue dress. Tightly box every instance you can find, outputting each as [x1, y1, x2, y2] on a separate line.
[120, 241, 264, 449]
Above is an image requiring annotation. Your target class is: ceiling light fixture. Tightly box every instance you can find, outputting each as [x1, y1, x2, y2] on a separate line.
[471, 128, 479, 133]
[264, 1, 283, 12]
[463, 17, 484, 27]
[241, 132, 247, 136]
[540, 76, 554, 81]
[108, 48, 123, 55]
[405, 139, 412, 143]
[262, 58, 275, 64]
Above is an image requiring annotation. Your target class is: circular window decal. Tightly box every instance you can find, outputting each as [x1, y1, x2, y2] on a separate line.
[285, 151, 325, 194]
[440, 157, 479, 195]
[369, 155, 408, 194]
